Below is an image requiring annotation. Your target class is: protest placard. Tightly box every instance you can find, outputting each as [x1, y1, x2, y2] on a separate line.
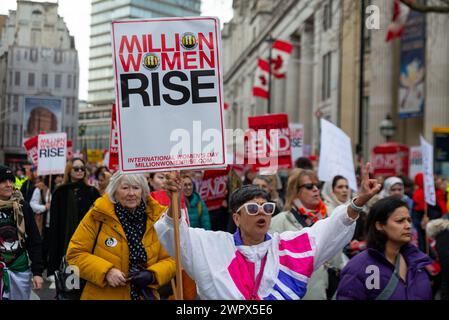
[318, 119, 357, 191]
[198, 168, 229, 211]
[111, 17, 225, 172]
[289, 123, 304, 164]
[409, 146, 422, 180]
[108, 104, 119, 171]
[247, 113, 292, 173]
[24, 135, 39, 164]
[37, 132, 67, 176]
[420, 135, 436, 206]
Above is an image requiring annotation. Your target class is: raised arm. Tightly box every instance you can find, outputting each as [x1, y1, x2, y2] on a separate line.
[309, 163, 381, 269]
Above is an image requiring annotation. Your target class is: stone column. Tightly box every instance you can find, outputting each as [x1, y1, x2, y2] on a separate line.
[368, 0, 395, 152]
[298, 23, 314, 145]
[424, 12, 449, 140]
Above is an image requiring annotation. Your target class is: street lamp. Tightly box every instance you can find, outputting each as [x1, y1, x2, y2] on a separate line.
[379, 114, 396, 142]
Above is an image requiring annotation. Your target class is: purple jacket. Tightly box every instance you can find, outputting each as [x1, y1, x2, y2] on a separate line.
[336, 244, 432, 300]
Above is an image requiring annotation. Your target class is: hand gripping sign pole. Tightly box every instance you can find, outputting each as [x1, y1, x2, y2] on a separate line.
[169, 171, 183, 300]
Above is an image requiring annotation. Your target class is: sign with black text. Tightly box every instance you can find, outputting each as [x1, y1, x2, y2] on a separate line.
[37, 132, 67, 176]
[111, 17, 225, 172]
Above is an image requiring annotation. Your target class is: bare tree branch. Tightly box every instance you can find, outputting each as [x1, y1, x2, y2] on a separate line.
[399, 0, 449, 13]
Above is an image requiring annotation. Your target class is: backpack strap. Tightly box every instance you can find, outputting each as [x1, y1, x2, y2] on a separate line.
[375, 254, 401, 300]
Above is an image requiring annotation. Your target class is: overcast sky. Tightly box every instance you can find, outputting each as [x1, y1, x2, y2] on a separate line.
[0, 0, 233, 101]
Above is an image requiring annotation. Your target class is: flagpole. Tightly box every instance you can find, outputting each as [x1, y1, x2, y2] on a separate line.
[267, 34, 273, 114]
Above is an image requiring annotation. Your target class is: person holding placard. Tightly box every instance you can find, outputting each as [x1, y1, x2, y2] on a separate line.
[66, 171, 175, 300]
[155, 164, 381, 300]
[48, 158, 100, 282]
[0, 165, 44, 300]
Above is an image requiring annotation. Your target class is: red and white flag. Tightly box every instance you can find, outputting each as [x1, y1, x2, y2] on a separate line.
[271, 40, 293, 78]
[385, 0, 410, 42]
[252, 58, 270, 99]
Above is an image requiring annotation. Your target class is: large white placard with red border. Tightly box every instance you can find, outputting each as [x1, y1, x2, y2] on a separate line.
[37, 132, 67, 176]
[111, 17, 225, 172]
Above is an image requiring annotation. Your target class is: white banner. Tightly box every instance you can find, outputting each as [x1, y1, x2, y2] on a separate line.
[420, 135, 436, 206]
[290, 123, 304, 164]
[37, 132, 67, 176]
[111, 17, 225, 172]
[409, 146, 423, 181]
[318, 119, 357, 191]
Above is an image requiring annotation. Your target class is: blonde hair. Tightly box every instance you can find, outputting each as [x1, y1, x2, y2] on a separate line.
[63, 158, 88, 185]
[284, 169, 318, 211]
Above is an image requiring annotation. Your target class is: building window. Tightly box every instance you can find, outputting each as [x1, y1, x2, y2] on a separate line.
[13, 95, 19, 112]
[8, 71, 12, 86]
[42, 73, 48, 87]
[67, 74, 72, 89]
[28, 72, 35, 87]
[322, 52, 331, 101]
[55, 74, 62, 89]
[73, 75, 77, 89]
[323, 0, 333, 31]
[30, 48, 38, 62]
[14, 71, 20, 86]
[54, 50, 63, 64]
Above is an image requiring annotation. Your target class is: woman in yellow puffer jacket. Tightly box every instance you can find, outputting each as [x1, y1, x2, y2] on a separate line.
[66, 171, 176, 300]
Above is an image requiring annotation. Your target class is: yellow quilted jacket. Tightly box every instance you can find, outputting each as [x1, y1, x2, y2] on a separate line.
[66, 194, 176, 300]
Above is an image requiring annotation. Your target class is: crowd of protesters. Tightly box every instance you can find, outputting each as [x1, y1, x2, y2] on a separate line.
[1, 155, 448, 300]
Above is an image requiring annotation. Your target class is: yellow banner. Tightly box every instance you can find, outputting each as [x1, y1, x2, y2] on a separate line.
[87, 149, 104, 164]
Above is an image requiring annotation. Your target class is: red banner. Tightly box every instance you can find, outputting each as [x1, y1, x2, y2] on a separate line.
[198, 167, 229, 211]
[371, 142, 409, 178]
[248, 113, 292, 172]
[108, 104, 119, 171]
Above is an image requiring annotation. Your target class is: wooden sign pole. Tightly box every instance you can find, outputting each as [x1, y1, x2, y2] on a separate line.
[170, 171, 183, 300]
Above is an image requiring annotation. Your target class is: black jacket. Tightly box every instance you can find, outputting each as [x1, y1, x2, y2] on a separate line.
[48, 182, 100, 275]
[20, 180, 36, 204]
[427, 217, 449, 300]
[23, 202, 44, 276]
[0, 201, 43, 276]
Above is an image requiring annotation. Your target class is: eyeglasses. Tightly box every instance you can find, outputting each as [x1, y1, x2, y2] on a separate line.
[299, 183, 322, 190]
[237, 202, 276, 216]
[72, 166, 86, 172]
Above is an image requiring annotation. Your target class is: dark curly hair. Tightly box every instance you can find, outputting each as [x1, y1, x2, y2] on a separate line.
[230, 184, 270, 213]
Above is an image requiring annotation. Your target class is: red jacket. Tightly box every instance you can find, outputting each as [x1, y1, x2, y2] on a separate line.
[413, 173, 447, 214]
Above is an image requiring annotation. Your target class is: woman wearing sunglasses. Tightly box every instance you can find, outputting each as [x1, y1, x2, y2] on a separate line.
[155, 164, 381, 300]
[269, 170, 347, 300]
[47, 158, 100, 287]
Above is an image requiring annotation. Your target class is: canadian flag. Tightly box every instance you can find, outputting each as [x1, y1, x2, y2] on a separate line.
[271, 40, 294, 78]
[252, 58, 270, 99]
[385, 0, 410, 42]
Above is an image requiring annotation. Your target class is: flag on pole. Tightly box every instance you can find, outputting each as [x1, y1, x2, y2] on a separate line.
[385, 0, 410, 42]
[252, 58, 270, 99]
[271, 40, 294, 78]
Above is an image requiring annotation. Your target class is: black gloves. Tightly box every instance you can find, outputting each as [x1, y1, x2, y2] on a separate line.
[128, 270, 155, 289]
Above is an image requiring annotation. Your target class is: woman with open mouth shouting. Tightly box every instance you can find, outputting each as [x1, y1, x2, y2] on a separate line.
[155, 163, 381, 300]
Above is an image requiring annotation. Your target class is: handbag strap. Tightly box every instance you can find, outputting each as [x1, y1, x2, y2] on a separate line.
[375, 254, 401, 300]
[91, 222, 103, 254]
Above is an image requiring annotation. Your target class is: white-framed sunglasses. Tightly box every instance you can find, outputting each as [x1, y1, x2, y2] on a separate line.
[237, 202, 276, 216]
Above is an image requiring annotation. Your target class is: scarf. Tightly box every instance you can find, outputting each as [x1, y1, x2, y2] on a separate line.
[293, 198, 327, 224]
[114, 201, 147, 300]
[0, 189, 26, 246]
